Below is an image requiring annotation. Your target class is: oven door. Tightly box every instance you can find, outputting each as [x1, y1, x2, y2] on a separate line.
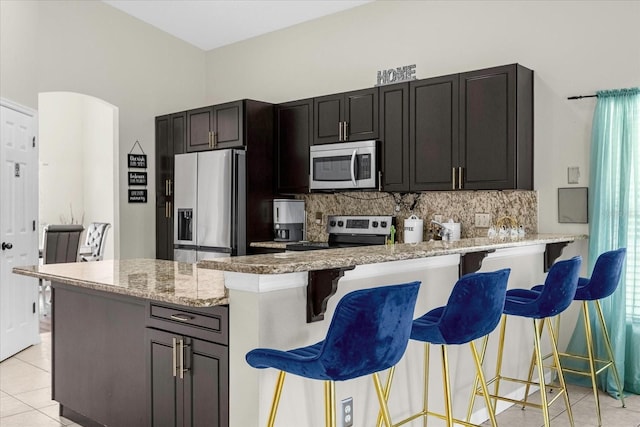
[309, 140, 378, 190]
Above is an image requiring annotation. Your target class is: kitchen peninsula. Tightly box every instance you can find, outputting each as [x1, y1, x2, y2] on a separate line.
[13, 234, 586, 427]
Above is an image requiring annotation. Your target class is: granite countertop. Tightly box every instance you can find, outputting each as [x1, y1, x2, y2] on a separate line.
[200, 234, 586, 275]
[12, 259, 228, 307]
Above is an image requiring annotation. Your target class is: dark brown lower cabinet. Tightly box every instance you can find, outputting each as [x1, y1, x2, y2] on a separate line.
[147, 329, 229, 427]
[51, 283, 229, 427]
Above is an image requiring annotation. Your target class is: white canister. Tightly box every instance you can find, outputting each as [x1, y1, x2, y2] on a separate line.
[445, 219, 461, 241]
[404, 215, 424, 243]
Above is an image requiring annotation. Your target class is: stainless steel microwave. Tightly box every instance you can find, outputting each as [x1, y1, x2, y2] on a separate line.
[309, 140, 379, 191]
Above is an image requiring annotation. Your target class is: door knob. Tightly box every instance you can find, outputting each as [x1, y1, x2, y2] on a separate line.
[2, 242, 13, 250]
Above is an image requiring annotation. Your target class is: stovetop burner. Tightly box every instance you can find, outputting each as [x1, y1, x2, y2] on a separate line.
[285, 215, 393, 252]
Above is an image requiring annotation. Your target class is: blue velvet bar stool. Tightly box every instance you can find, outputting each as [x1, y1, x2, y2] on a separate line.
[468, 256, 582, 427]
[525, 248, 626, 426]
[246, 281, 421, 427]
[380, 269, 510, 427]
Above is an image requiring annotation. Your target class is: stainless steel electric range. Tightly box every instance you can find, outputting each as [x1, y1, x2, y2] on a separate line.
[285, 215, 393, 251]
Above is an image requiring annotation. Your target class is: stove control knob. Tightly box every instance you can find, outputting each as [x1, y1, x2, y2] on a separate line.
[329, 220, 336, 227]
[380, 221, 388, 228]
[372, 221, 379, 228]
[337, 221, 344, 227]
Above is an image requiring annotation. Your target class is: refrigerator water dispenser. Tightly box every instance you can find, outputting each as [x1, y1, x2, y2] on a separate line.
[177, 209, 193, 241]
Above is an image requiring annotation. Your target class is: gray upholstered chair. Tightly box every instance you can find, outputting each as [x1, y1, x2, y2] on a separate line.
[80, 222, 111, 262]
[41, 224, 85, 315]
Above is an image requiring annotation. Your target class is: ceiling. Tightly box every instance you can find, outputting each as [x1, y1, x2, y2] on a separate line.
[102, 0, 372, 51]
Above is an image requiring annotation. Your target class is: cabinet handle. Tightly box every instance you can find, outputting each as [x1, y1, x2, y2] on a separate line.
[338, 122, 343, 141]
[168, 201, 172, 218]
[179, 339, 185, 379]
[452, 168, 456, 190]
[168, 179, 172, 196]
[344, 121, 349, 141]
[165, 202, 168, 218]
[170, 313, 195, 322]
[378, 170, 382, 192]
[213, 132, 217, 148]
[172, 337, 178, 377]
[458, 167, 463, 190]
[165, 180, 169, 196]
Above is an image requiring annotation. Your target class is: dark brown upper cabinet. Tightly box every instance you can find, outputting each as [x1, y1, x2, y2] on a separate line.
[459, 64, 533, 190]
[276, 99, 313, 194]
[186, 100, 244, 152]
[379, 83, 410, 192]
[379, 64, 532, 192]
[410, 74, 459, 191]
[313, 88, 378, 145]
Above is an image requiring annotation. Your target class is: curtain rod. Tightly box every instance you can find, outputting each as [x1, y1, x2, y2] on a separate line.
[567, 94, 597, 100]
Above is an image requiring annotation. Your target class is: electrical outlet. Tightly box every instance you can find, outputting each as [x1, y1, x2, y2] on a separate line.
[315, 212, 323, 225]
[434, 214, 444, 223]
[475, 213, 491, 228]
[341, 397, 353, 427]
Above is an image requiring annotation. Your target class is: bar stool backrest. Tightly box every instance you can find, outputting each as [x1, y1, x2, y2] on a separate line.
[438, 269, 511, 345]
[320, 281, 421, 381]
[577, 248, 626, 301]
[536, 256, 582, 317]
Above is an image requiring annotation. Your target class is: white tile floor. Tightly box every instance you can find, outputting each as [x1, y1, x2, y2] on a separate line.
[2, 333, 639, 426]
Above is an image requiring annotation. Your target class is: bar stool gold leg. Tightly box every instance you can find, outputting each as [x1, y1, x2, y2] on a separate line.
[533, 319, 552, 427]
[424, 343, 430, 427]
[440, 345, 454, 427]
[491, 314, 509, 414]
[595, 300, 626, 407]
[267, 371, 286, 427]
[376, 366, 396, 427]
[324, 380, 336, 427]
[465, 334, 490, 422]
[470, 341, 499, 427]
[583, 301, 602, 426]
[522, 319, 545, 408]
[373, 372, 393, 427]
[547, 317, 575, 426]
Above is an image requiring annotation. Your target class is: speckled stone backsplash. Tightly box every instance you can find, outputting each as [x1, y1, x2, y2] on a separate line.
[295, 191, 537, 243]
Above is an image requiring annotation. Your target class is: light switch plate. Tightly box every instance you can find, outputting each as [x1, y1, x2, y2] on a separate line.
[568, 167, 580, 184]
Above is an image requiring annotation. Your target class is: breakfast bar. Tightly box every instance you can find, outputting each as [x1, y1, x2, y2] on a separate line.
[13, 234, 586, 427]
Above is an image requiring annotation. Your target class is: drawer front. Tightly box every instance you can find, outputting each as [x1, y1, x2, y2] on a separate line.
[148, 303, 228, 345]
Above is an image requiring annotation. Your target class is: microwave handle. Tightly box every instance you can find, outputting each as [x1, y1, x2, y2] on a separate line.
[350, 149, 357, 186]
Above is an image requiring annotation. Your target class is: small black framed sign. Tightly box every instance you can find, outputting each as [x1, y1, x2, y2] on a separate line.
[128, 189, 147, 203]
[128, 154, 147, 168]
[128, 171, 147, 186]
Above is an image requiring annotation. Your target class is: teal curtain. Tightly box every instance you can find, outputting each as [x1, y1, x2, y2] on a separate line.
[565, 87, 640, 396]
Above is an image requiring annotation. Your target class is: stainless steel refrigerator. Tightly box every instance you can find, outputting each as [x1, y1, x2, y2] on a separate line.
[173, 150, 246, 263]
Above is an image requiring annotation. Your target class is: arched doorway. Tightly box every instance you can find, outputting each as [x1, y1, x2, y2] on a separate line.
[38, 92, 119, 259]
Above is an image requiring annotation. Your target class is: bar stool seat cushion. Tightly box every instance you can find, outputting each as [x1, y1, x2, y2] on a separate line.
[246, 281, 421, 381]
[411, 270, 510, 345]
[503, 256, 581, 319]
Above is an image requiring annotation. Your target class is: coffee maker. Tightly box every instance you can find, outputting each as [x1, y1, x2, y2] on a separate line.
[273, 199, 305, 242]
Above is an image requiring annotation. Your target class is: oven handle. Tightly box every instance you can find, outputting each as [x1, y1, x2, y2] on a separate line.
[350, 149, 357, 186]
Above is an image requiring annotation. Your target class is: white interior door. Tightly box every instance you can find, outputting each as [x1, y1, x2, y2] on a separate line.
[0, 100, 39, 361]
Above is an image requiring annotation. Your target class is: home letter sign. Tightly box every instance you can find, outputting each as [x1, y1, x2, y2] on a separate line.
[376, 64, 417, 86]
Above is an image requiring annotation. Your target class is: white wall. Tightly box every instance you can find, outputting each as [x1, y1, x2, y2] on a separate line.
[204, 0, 640, 235]
[0, 0, 207, 258]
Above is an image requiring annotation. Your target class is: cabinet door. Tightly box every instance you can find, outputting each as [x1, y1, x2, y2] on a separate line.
[344, 88, 378, 142]
[276, 99, 312, 194]
[172, 112, 187, 155]
[410, 74, 459, 191]
[184, 338, 229, 427]
[379, 84, 409, 192]
[313, 94, 343, 144]
[148, 329, 183, 427]
[213, 100, 244, 149]
[459, 64, 529, 189]
[156, 115, 173, 260]
[187, 107, 214, 152]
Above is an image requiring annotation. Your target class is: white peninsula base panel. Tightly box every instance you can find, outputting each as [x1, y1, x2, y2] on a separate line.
[224, 241, 587, 427]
